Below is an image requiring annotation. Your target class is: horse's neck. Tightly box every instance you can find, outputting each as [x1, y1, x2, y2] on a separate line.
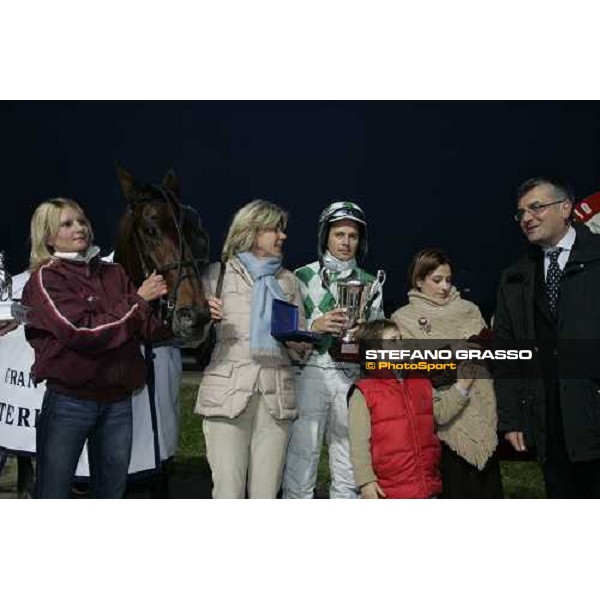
[125, 254, 145, 287]
[114, 216, 145, 286]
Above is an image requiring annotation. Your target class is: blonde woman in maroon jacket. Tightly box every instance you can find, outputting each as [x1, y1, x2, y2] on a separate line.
[21, 198, 167, 499]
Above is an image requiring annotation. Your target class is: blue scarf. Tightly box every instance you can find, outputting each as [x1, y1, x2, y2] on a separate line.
[236, 252, 285, 356]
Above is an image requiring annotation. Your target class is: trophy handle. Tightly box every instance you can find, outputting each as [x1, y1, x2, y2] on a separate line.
[358, 289, 369, 323]
[363, 269, 386, 317]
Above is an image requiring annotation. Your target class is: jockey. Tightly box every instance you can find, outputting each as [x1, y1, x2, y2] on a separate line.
[282, 201, 384, 499]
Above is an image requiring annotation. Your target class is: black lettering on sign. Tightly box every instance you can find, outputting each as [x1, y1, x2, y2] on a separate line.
[17, 406, 31, 427]
[3, 369, 38, 388]
[0, 402, 38, 428]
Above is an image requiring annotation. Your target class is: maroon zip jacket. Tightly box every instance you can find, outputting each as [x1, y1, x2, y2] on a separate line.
[21, 255, 160, 401]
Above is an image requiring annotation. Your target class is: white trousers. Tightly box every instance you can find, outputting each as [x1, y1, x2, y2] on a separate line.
[282, 365, 358, 499]
[203, 394, 290, 499]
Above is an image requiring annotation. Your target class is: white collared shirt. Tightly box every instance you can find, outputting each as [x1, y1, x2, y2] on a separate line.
[542, 226, 576, 280]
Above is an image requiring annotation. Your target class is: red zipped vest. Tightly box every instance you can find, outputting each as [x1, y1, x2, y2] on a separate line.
[355, 375, 441, 498]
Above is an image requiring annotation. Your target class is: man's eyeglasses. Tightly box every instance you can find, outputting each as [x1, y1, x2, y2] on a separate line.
[514, 199, 566, 222]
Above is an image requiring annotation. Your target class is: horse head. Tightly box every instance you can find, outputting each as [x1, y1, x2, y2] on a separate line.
[114, 165, 212, 342]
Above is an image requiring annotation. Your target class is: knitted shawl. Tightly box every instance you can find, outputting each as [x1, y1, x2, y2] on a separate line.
[391, 288, 498, 469]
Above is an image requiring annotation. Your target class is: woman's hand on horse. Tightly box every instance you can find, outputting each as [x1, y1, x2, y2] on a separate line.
[138, 271, 168, 302]
[311, 308, 349, 334]
[207, 296, 224, 321]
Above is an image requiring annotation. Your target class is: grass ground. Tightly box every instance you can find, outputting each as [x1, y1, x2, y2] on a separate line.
[0, 384, 546, 498]
[177, 384, 547, 499]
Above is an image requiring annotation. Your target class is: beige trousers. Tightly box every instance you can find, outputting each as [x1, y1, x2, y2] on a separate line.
[202, 394, 291, 499]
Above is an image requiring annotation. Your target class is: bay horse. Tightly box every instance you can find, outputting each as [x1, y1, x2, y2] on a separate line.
[114, 165, 212, 342]
[112, 166, 212, 497]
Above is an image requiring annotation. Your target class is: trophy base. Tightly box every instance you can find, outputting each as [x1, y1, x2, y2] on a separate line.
[328, 336, 361, 363]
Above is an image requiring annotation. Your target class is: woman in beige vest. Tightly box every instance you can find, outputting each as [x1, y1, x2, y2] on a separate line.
[195, 200, 309, 499]
[392, 249, 503, 498]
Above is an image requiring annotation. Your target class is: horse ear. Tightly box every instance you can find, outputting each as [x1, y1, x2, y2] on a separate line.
[162, 169, 181, 200]
[116, 163, 139, 203]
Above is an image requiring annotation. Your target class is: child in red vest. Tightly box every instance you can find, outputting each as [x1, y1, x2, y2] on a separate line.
[348, 319, 475, 499]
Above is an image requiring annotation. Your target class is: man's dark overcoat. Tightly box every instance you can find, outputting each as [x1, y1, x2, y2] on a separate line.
[494, 223, 600, 462]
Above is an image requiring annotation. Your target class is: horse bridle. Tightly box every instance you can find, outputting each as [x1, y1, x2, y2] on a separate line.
[130, 186, 206, 326]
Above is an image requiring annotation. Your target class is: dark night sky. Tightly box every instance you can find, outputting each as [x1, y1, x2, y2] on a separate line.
[2, 100, 600, 318]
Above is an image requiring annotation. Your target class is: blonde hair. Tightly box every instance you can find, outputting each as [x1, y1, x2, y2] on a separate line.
[29, 198, 93, 271]
[221, 200, 288, 260]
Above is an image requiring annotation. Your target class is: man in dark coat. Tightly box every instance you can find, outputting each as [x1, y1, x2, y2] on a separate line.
[494, 177, 600, 498]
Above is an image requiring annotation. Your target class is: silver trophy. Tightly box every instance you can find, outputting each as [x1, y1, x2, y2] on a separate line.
[0, 250, 29, 324]
[337, 276, 366, 338]
[0, 250, 17, 323]
[0, 251, 12, 302]
[332, 269, 386, 361]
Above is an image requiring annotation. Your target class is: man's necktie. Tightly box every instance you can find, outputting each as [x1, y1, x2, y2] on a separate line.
[546, 248, 563, 314]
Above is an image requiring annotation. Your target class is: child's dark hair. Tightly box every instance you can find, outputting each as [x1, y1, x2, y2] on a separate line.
[354, 319, 399, 348]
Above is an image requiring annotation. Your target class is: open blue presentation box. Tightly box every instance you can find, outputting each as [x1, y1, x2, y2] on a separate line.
[271, 298, 324, 344]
